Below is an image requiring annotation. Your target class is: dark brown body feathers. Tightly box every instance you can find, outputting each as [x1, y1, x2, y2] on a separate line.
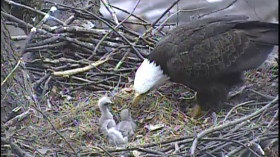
[148, 15, 278, 110]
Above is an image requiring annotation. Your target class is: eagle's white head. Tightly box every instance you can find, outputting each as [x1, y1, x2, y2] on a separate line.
[132, 59, 170, 105]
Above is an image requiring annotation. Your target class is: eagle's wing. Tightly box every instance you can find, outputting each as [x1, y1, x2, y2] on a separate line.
[165, 20, 278, 84]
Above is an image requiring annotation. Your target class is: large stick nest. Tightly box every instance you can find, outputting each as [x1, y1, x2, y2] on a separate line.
[1, 0, 278, 157]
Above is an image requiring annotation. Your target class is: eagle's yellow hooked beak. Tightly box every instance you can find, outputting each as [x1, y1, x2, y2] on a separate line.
[132, 92, 143, 106]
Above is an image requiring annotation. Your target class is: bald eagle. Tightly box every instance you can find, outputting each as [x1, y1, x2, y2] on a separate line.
[132, 15, 279, 117]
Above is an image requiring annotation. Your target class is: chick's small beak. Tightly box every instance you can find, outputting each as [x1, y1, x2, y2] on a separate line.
[132, 92, 142, 106]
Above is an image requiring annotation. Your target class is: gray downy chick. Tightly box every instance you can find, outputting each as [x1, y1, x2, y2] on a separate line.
[116, 109, 137, 138]
[98, 96, 116, 134]
[107, 127, 128, 147]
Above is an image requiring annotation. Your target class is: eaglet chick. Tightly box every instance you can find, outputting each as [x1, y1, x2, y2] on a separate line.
[116, 109, 137, 138]
[107, 127, 128, 146]
[98, 96, 116, 134]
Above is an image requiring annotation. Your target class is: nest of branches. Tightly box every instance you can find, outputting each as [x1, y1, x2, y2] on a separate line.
[1, 0, 279, 157]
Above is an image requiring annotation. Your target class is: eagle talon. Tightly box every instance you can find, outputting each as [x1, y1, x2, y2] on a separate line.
[187, 104, 201, 118]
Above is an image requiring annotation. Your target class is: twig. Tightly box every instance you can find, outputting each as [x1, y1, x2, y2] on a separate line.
[113, 0, 143, 69]
[249, 89, 275, 100]
[10, 35, 28, 41]
[107, 136, 193, 154]
[226, 136, 278, 156]
[52, 57, 109, 77]
[64, 15, 76, 25]
[88, 0, 143, 60]
[1, 58, 23, 86]
[152, 6, 212, 35]
[27, 35, 61, 47]
[207, 142, 232, 155]
[243, 0, 262, 20]
[200, 138, 260, 157]
[97, 145, 113, 157]
[1, 11, 34, 31]
[32, 73, 51, 89]
[3, 0, 65, 26]
[41, 75, 52, 100]
[2, 108, 33, 128]
[111, 5, 149, 24]
[20, 7, 59, 56]
[198, 0, 238, 19]
[226, 120, 251, 134]
[190, 96, 278, 156]
[1, 138, 31, 157]
[101, 0, 119, 25]
[223, 100, 254, 122]
[25, 41, 67, 51]
[124, 21, 176, 26]
[152, 0, 181, 26]
[228, 84, 252, 99]
[262, 109, 279, 134]
[137, 147, 167, 156]
[114, 52, 130, 70]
